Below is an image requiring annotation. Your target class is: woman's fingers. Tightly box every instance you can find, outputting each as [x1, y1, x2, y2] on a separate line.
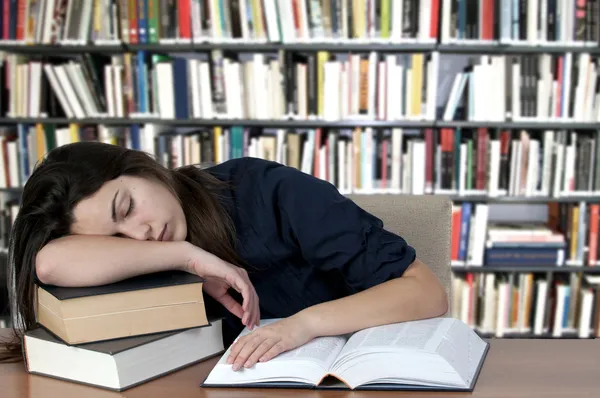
[244, 339, 273, 368]
[215, 292, 244, 320]
[194, 256, 260, 328]
[230, 336, 263, 371]
[229, 268, 260, 328]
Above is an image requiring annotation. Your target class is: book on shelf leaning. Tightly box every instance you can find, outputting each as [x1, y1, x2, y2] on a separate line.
[202, 317, 489, 392]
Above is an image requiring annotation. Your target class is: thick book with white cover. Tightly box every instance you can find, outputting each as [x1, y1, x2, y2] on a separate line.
[23, 318, 224, 391]
[202, 317, 489, 391]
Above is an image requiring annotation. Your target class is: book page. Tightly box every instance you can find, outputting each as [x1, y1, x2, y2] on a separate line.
[328, 318, 487, 389]
[272, 335, 348, 369]
[203, 319, 347, 386]
[336, 318, 452, 360]
[433, 318, 488, 387]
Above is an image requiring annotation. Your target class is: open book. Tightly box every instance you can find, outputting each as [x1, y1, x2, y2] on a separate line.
[202, 317, 489, 391]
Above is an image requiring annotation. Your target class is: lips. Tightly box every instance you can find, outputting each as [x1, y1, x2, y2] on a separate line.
[158, 225, 167, 241]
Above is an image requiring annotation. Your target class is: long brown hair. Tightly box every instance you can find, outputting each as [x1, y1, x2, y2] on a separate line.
[0, 141, 242, 362]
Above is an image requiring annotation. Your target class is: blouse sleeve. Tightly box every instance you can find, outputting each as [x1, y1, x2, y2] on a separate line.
[261, 161, 417, 294]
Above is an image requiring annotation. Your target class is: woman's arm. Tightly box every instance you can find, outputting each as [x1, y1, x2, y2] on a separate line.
[296, 258, 448, 337]
[35, 235, 194, 286]
[35, 235, 261, 328]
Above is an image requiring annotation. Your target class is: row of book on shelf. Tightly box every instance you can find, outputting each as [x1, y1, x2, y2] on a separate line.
[5, 43, 600, 123]
[2, 0, 599, 45]
[0, 122, 599, 198]
[3, 49, 600, 125]
[451, 202, 600, 268]
[451, 270, 600, 339]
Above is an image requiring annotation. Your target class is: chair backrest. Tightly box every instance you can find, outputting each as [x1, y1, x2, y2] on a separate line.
[347, 194, 453, 315]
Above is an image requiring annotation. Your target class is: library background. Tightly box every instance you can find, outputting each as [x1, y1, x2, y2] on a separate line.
[0, 0, 599, 340]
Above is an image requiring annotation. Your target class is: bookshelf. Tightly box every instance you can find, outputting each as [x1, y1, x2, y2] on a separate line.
[0, 0, 599, 339]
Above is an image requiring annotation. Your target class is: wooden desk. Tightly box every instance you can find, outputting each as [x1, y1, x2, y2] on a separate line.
[2, 329, 600, 398]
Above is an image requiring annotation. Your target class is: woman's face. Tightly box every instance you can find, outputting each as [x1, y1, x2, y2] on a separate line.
[70, 176, 187, 242]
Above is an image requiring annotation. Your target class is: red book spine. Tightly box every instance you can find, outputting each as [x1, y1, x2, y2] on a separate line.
[451, 206, 462, 261]
[481, 0, 494, 40]
[430, 0, 440, 39]
[476, 128, 488, 190]
[178, 0, 191, 39]
[292, 0, 300, 36]
[3, 0, 9, 40]
[556, 56, 564, 116]
[16, 0, 26, 40]
[129, 0, 139, 44]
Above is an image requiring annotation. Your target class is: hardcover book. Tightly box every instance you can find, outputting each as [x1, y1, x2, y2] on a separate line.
[36, 270, 208, 344]
[23, 318, 225, 391]
[202, 317, 489, 391]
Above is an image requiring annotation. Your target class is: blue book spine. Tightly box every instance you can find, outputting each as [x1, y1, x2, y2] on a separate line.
[458, 0, 466, 39]
[562, 287, 570, 328]
[485, 247, 563, 266]
[136, 51, 147, 113]
[130, 125, 141, 150]
[138, 0, 149, 43]
[458, 202, 472, 261]
[487, 241, 566, 249]
[173, 57, 189, 119]
[500, 0, 512, 40]
[17, 124, 29, 183]
[512, 0, 519, 39]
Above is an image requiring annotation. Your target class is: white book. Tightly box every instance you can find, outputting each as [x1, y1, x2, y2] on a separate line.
[203, 318, 489, 391]
[578, 289, 594, 338]
[24, 320, 224, 392]
[470, 204, 489, 266]
[533, 280, 548, 335]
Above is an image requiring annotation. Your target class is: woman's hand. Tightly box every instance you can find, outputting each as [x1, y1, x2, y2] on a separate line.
[184, 245, 260, 330]
[226, 315, 316, 371]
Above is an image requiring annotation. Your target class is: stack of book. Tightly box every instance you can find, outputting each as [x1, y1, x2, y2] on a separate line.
[22, 270, 225, 391]
[484, 224, 567, 267]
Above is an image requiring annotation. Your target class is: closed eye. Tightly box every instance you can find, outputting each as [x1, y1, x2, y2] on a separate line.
[125, 197, 135, 218]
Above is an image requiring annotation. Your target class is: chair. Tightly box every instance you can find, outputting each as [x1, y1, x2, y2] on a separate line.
[347, 194, 453, 315]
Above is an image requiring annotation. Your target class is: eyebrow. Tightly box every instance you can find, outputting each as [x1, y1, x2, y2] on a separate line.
[112, 190, 119, 222]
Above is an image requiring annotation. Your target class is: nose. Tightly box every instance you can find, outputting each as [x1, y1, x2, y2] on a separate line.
[119, 223, 152, 241]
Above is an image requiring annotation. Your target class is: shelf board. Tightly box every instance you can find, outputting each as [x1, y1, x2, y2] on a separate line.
[279, 42, 437, 52]
[0, 43, 125, 54]
[0, 41, 599, 55]
[0, 41, 438, 54]
[476, 331, 590, 339]
[2, 117, 600, 130]
[437, 43, 600, 54]
[0, 188, 23, 193]
[448, 195, 600, 203]
[437, 120, 600, 130]
[451, 265, 600, 273]
[0, 117, 436, 128]
[125, 42, 282, 52]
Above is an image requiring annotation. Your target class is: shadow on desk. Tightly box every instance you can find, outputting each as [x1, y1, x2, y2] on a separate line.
[2, 330, 600, 398]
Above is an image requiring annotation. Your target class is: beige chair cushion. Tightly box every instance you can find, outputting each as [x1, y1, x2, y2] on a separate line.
[347, 194, 452, 315]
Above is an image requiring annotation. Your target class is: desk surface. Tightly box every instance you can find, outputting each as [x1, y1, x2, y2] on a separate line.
[2, 329, 600, 398]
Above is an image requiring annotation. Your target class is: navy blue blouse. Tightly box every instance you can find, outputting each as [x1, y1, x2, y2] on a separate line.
[204, 157, 416, 345]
